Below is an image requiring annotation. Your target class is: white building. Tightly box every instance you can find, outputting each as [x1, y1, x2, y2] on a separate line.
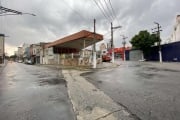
[17, 47, 23, 60]
[30, 43, 41, 64]
[43, 47, 60, 64]
[171, 15, 180, 42]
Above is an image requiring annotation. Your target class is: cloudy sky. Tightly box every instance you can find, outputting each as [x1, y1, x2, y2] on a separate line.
[0, 0, 179, 55]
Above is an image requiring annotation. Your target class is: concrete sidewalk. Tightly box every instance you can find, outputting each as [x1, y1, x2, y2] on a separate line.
[62, 69, 135, 120]
[39, 62, 119, 70]
[0, 63, 7, 73]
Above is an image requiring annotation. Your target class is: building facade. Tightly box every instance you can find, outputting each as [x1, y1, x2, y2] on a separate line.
[30, 44, 39, 64]
[17, 47, 23, 61]
[22, 43, 30, 62]
[171, 15, 180, 42]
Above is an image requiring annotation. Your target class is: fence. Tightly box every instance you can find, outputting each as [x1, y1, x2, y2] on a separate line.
[126, 41, 180, 62]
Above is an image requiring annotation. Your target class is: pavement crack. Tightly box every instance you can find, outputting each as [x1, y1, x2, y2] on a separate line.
[117, 102, 142, 120]
[95, 109, 122, 120]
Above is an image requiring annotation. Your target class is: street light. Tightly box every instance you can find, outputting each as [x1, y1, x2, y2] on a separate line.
[0, 6, 36, 16]
[111, 22, 122, 63]
[22, 13, 36, 16]
[0, 12, 36, 16]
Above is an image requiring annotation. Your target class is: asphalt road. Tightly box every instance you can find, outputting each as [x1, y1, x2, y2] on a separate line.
[0, 62, 75, 120]
[82, 61, 180, 120]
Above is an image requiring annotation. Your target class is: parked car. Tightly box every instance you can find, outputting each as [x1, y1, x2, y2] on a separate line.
[27, 60, 33, 65]
[101, 50, 112, 62]
[18, 60, 23, 63]
[102, 54, 111, 62]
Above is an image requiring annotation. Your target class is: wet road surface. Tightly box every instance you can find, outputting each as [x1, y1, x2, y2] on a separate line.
[0, 62, 75, 120]
[82, 62, 180, 120]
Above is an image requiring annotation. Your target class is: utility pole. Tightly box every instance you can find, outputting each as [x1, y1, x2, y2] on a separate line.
[92, 19, 96, 68]
[111, 22, 114, 63]
[121, 35, 128, 61]
[0, 34, 4, 64]
[152, 22, 162, 63]
[111, 22, 121, 63]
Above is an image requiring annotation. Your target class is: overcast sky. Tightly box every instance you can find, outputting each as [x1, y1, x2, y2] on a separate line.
[0, 0, 179, 55]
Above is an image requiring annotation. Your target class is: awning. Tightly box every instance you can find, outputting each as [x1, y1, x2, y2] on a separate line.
[45, 30, 103, 51]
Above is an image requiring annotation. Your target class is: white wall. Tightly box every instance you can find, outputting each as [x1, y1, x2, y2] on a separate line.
[171, 15, 180, 42]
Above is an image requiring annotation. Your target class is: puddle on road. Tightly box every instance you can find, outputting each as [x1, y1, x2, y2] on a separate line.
[38, 75, 49, 78]
[128, 64, 141, 68]
[146, 67, 180, 72]
[80, 72, 94, 76]
[39, 78, 66, 86]
[32, 73, 40, 76]
[48, 95, 67, 103]
[97, 80, 103, 83]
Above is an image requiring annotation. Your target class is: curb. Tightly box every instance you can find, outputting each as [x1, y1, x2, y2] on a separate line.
[62, 69, 135, 120]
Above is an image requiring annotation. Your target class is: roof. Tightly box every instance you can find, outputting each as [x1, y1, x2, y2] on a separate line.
[45, 30, 103, 50]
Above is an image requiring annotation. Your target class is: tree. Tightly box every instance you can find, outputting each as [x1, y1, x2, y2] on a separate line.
[9, 54, 17, 61]
[130, 30, 158, 59]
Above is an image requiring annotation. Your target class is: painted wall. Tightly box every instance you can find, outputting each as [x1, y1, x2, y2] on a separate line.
[146, 41, 180, 62]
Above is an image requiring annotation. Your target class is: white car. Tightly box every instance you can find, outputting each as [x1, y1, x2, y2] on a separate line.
[18, 60, 23, 63]
[27, 60, 33, 64]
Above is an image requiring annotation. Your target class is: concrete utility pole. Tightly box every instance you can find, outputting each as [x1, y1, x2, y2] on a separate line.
[111, 22, 121, 63]
[121, 35, 128, 61]
[92, 19, 96, 68]
[111, 22, 114, 63]
[152, 22, 162, 63]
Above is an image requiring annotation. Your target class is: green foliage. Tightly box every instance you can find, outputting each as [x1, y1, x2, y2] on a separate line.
[130, 30, 159, 54]
[10, 55, 17, 58]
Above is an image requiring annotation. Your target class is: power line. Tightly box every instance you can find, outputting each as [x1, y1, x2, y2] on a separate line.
[108, 0, 121, 28]
[108, 0, 117, 21]
[92, 0, 111, 23]
[98, 0, 113, 22]
[107, 0, 123, 43]
[103, 0, 115, 21]
[61, 0, 88, 22]
[61, 0, 92, 31]
[103, 28, 119, 37]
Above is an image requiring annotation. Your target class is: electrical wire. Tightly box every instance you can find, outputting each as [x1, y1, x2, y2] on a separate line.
[108, 0, 124, 43]
[92, 0, 111, 23]
[108, 0, 118, 22]
[98, 0, 113, 22]
[61, 0, 88, 22]
[103, 0, 115, 21]
[62, 0, 94, 30]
